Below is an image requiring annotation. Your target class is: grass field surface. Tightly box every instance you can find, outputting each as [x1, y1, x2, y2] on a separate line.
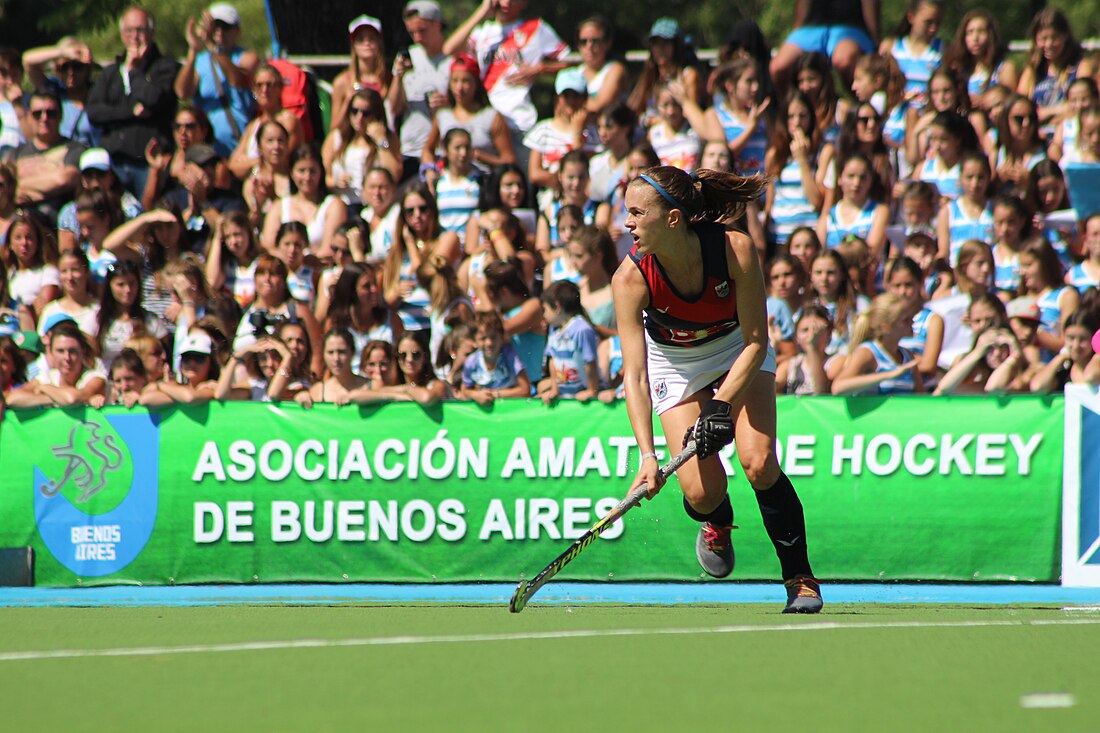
[2, 603, 1098, 732]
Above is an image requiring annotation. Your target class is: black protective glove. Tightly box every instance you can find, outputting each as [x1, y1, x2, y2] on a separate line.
[683, 399, 734, 459]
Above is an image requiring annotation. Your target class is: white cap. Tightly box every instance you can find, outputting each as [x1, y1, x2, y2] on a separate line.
[348, 14, 382, 36]
[79, 148, 112, 172]
[208, 3, 241, 26]
[180, 331, 213, 355]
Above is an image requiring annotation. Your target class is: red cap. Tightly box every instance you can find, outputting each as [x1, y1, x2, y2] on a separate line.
[450, 54, 480, 78]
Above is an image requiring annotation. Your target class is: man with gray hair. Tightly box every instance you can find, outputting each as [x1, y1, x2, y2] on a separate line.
[87, 6, 180, 198]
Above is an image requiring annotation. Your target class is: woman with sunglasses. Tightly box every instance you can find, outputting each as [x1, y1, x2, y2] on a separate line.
[143, 105, 213, 210]
[381, 184, 459, 332]
[990, 94, 1047, 195]
[420, 55, 515, 174]
[387, 331, 450, 405]
[574, 16, 628, 119]
[23, 36, 100, 147]
[228, 64, 302, 181]
[322, 88, 401, 205]
[331, 15, 396, 132]
[156, 328, 220, 404]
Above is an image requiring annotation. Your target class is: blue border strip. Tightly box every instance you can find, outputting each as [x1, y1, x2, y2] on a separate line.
[3, 583, 1100, 608]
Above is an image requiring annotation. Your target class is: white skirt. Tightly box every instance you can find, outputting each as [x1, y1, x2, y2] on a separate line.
[646, 327, 777, 415]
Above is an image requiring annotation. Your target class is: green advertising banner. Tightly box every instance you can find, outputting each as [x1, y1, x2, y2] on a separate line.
[0, 396, 1064, 587]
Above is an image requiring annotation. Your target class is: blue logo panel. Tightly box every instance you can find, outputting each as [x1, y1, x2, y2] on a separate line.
[1080, 405, 1100, 565]
[33, 414, 159, 577]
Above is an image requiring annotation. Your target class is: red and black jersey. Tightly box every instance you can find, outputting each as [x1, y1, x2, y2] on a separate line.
[629, 222, 738, 347]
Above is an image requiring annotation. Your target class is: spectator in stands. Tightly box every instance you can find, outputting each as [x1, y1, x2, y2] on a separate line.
[793, 53, 840, 145]
[776, 305, 836, 395]
[445, 0, 570, 164]
[0, 47, 26, 151]
[23, 37, 101, 147]
[362, 167, 398, 263]
[87, 7, 179, 198]
[934, 321, 1030, 394]
[904, 68, 982, 168]
[360, 338, 397, 387]
[396, 0, 452, 182]
[101, 348, 174, 407]
[1018, 8, 1097, 127]
[293, 328, 372, 406]
[696, 59, 772, 177]
[628, 18, 704, 125]
[770, 0, 878, 92]
[268, 221, 316, 308]
[589, 104, 637, 204]
[0, 335, 29, 399]
[818, 153, 889, 257]
[322, 261, 401, 374]
[205, 209, 258, 308]
[156, 328, 218, 403]
[431, 128, 480, 247]
[768, 253, 809, 325]
[826, 102, 893, 207]
[459, 208, 533, 302]
[937, 152, 994, 265]
[1031, 309, 1100, 391]
[1048, 78, 1098, 164]
[524, 67, 594, 192]
[124, 333, 169, 382]
[175, 3, 258, 157]
[322, 89, 402, 206]
[159, 144, 243, 253]
[7, 320, 105, 407]
[216, 333, 302, 401]
[476, 258, 545, 383]
[273, 319, 313, 386]
[562, 225, 616, 336]
[832, 292, 923, 394]
[1068, 214, 1100, 293]
[991, 195, 1033, 294]
[37, 248, 99, 339]
[808, 248, 868, 357]
[460, 310, 530, 404]
[242, 120, 291, 233]
[263, 143, 346, 260]
[420, 54, 515, 176]
[5, 211, 59, 327]
[880, 0, 944, 106]
[916, 111, 981, 202]
[887, 255, 944, 380]
[0, 163, 16, 245]
[472, 163, 536, 244]
[933, 238, 995, 300]
[990, 95, 1046, 195]
[647, 81, 702, 173]
[1018, 236, 1079, 355]
[143, 105, 212, 210]
[416, 255, 473, 373]
[234, 253, 321, 374]
[766, 91, 828, 247]
[941, 10, 1018, 112]
[95, 259, 168, 368]
[597, 142, 661, 257]
[538, 280, 599, 403]
[535, 150, 597, 259]
[330, 15, 395, 132]
[5, 91, 84, 220]
[573, 16, 628, 119]
[382, 184, 460, 331]
[392, 330, 451, 404]
[227, 64, 302, 180]
[58, 153, 144, 254]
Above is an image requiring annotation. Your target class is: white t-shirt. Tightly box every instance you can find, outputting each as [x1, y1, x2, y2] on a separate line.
[400, 46, 452, 156]
[522, 119, 595, 176]
[9, 265, 60, 306]
[37, 300, 100, 338]
[468, 18, 568, 133]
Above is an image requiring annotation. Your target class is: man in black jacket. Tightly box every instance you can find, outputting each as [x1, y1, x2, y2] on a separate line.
[87, 6, 179, 199]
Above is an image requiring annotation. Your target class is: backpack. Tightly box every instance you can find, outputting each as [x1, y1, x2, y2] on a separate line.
[267, 58, 325, 142]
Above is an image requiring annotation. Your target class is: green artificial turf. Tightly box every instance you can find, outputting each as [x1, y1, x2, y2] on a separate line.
[1, 604, 1097, 732]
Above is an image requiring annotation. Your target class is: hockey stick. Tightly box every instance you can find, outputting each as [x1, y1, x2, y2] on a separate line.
[508, 439, 699, 613]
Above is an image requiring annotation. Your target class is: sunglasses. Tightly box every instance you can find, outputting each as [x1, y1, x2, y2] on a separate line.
[404, 205, 430, 216]
[174, 121, 199, 130]
[349, 107, 374, 117]
[398, 350, 423, 361]
[856, 115, 878, 125]
[56, 62, 87, 73]
[181, 352, 210, 364]
[1010, 114, 1031, 125]
[31, 109, 60, 120]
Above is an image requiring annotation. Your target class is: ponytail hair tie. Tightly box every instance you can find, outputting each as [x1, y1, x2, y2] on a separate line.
[689, 171, 700, 182]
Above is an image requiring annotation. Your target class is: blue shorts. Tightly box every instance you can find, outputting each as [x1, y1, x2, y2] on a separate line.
[786, 25, 875, 57]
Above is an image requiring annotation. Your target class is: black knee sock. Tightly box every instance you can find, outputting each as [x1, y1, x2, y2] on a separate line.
[683, 494, 733, 526]
[753, 472, 813, 580]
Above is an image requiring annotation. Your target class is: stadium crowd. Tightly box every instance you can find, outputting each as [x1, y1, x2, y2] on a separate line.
[1, 0, 1099, 415]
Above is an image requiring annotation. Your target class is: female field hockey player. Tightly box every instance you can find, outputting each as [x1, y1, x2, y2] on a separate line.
[612, 165, 822, 613]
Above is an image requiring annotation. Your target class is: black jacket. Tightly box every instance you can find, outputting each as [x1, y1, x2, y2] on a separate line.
[87, 43, 180, 164]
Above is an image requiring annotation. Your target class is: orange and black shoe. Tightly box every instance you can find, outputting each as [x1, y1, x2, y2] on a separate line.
[783, 575, 823, 614]
[695, 522, 736, 578]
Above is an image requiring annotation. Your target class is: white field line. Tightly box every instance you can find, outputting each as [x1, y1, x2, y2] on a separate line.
[2, 617, 1100, 663]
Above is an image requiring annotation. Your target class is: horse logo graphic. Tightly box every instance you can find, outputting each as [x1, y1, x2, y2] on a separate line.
[41, 423, 124, 502]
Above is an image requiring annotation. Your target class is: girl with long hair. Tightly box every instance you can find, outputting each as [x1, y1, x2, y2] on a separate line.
[263, 143, 348, 260]
[322, 261, 401, 373]
[831, 292, 925, 395]
[228, 64, 303, 180]
[322, 87, 402, 203]
[765, 91, 828, 246]
[941, 10, 1018, 110]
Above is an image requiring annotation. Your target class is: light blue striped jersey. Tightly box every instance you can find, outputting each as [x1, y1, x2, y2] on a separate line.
[715, 103, 767, 175]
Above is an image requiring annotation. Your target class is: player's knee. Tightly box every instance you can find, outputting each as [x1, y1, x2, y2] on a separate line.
[739, 450, 779, 488]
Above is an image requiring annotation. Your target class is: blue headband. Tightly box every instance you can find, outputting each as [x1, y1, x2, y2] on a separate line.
[640, 173, 687, 211]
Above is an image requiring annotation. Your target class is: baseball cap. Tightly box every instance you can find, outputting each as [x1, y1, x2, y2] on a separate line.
[185, 143, 219, 167]
[208, 3, 241, 26]
[404, 0, 442, 23]
[41, 312, 77, 334]
[450, 53, 480, 77]
[180, 331, 214, 356]
[348, 14, 383, 37]
[12, 331, 43, 354]
[1005, 296, 1041, 323]
[79, 148, 112, 172]
[554, 67, 588, 96]
[649, 18, 681, 41]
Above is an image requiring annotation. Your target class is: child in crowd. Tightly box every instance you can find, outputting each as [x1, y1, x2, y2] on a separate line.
[433, 128, 480, 247]
[775, 305, 836, 395]
[647, 82, 702, 172]
[807, 249, 869, 357]
[990, 195, 1033, 295]
[817, 153, 889, 257]
[881, 0, 945, 106]
[524, 67, 593, 192]
[785, 226, 822, 277]
[766, 91, 828, 246]
[1067, 213, 1100, 293]
[918, 111, 979, 201]
[886, 256, 944, 381]
[460, 311, 531, 405]
[1017, 236, 1078, 356]
[538, 280, 599, 403]
[1030, 310, 1100, 391]
[832, 292, 924, 395]
[938, 152, 994, 264]
[698, 58, 770, 176]
[92, 349, 171, 408]
[535, 150, 597, 260]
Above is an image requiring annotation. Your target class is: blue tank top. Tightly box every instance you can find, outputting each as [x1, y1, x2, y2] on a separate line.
[825, 199, 878, 248]
[865, 340, 917, 394]
[715, 104, 767, 176]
